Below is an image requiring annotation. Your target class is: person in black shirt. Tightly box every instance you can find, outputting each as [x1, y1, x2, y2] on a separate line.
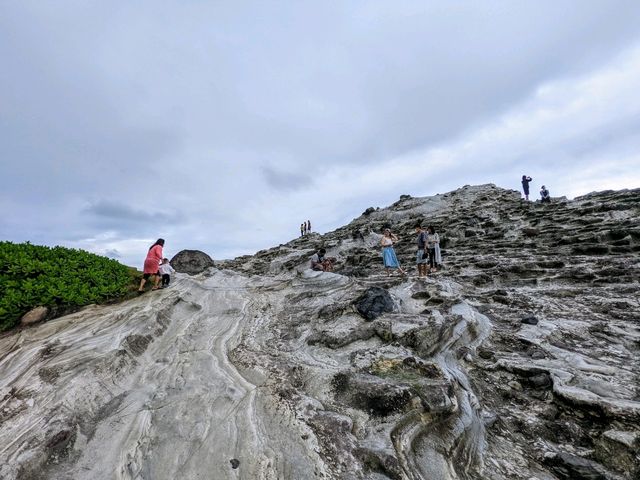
[415, 224, 428, 277]
[540, 185, 551, 203]
[522, 175, 532, 200]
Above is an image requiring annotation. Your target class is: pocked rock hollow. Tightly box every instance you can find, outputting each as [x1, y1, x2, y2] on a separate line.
[1, 184, 639, 480]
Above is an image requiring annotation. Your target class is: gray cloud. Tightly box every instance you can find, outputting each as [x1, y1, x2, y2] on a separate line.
[261, 166, 312, 191]
[1, 1, 639, 266]
[84, 201, 181, 224]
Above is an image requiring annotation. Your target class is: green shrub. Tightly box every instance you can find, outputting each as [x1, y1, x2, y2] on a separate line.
[0, 241, 135, 331]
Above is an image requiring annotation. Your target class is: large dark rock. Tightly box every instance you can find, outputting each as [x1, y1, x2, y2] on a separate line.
[362, 207, 376, 216]
[332, 372, 413, 416]
[355, 287, 395, 321]
[170, 250, 215, 275]
[544, 452, 609, 480]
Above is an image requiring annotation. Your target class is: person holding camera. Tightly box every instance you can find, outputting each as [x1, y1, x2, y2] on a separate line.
[522, 175, 533, 200]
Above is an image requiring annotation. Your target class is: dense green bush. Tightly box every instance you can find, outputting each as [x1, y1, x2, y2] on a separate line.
[0, 241, 135, 331]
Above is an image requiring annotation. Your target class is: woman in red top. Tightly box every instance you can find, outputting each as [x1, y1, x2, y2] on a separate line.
[138, 238, 164, 292]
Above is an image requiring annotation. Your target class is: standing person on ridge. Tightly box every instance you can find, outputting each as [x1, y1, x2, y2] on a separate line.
[307, 220, 311, 233]
[139, 238, 164, 292]
[415, 224, 428, 277]
[300, 223, 305, 237]
[380, 228, 406, 277]
[426, 226, 441, 273]
[521, 175, 532, 201]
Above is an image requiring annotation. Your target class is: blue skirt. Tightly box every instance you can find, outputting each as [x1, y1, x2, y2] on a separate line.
[382, 246, 400, 268]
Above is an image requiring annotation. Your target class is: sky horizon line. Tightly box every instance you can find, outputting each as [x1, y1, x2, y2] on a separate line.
[4, 180, 637, 268]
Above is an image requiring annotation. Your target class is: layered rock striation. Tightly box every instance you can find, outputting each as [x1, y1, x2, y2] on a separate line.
[1, 184, 638, 479]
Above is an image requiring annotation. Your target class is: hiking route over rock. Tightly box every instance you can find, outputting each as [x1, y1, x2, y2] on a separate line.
[2, 184, 639, 479]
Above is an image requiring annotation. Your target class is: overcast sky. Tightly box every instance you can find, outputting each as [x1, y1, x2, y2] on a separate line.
[2, 1, 640, 266]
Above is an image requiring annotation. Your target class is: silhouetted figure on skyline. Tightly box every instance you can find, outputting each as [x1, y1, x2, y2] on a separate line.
[522, 175, 532, 201]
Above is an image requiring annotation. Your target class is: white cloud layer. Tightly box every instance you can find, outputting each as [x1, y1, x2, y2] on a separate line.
[1, 1, 639, 267]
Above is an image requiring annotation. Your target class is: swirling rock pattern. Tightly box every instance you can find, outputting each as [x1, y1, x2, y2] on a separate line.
[1, 184, 639, 479]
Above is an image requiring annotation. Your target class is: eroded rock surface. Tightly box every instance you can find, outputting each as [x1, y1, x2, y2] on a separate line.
[1, 184, 639, 479]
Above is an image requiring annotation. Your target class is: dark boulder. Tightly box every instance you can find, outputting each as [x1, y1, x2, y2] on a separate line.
[526, 372, 552, 389]
[521, 315, 539, 325]
[522, 228, 539, 237]
[332, 372, 413, 416]
[478, 348, 495, 360]
[355, 287, 395, 321]
[362, 207, 376, 216]
[544, 452, 609, 480]
[170, 250, 215, 275]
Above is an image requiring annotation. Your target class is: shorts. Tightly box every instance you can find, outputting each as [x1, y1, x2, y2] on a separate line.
[143, 271, 159, 280]
[416, 250, 427, 264]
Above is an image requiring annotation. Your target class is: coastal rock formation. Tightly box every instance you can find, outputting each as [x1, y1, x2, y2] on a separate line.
[170, 249, 215, 275]
[1, 184, 638, 479]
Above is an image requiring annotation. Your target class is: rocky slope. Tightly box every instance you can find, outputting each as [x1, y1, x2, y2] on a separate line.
[1, 184, 638, 480]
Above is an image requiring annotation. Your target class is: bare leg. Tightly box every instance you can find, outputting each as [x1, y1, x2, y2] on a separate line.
[138, 278, 146, 292]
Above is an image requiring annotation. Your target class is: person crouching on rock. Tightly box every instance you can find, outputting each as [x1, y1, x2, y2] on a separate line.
[310, 248, 335, 272]
[540, 185, 551, 203]
[380, 229, 406, 276]
[159, 258, 175, 288]
[426, 226, 441, 273]
[139, 238, 164, 292]
[415, 223, 428, 277]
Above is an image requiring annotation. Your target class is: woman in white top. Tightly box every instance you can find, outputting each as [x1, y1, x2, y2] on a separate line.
[426, 226, 441, 272]
[380, 229, 406, 276]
